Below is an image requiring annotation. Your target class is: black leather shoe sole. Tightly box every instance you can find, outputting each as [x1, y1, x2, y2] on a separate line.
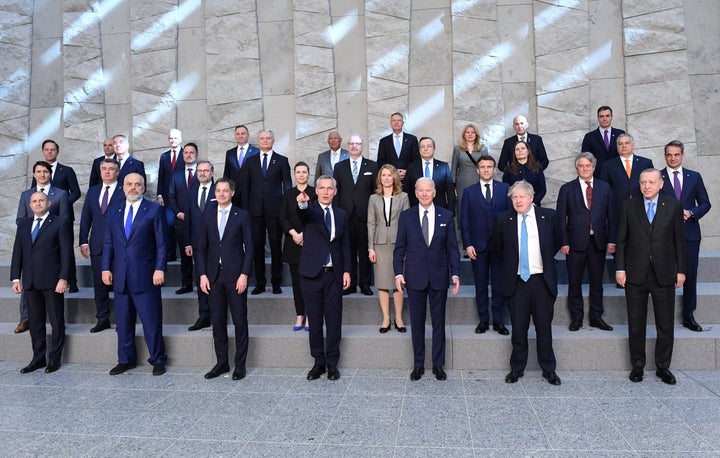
[492, 323, 509, 335]
[432, 366, 447, 381]
[20, 360, 46, 374]
[629, 368, 643, 383]
[152, 364, 166, 376]
[410, 366, 425, 381]
[204, 364, 230, 379]
[110, 363, 137, 376]
[232, 366, 246, 380]
[327, 367, 340, 380]
[505, 370, 524, 383]
[307, 365, 326, 380]
[543, 371, 562, 385]
[90, 320, 111, 333]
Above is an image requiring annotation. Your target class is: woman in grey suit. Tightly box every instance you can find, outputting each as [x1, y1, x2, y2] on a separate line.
[451, 124, 488, 213]
[368, 165, 410, 333]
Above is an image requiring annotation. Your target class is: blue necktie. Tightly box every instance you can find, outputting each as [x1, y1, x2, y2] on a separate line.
[219, 209, 228, 239]
[424, 161, 430, 178]
[31, 217, 42, 243]
[324, 207, 332, 265]
[352, 161, 358, 184]
[520, 214, 530, 281]
[262, 153, 268, 176]
[485, 183, 492, 203]
[394, 135, 401, 157]
[647, 201, 655, 223]
[124, 205, 133, 239]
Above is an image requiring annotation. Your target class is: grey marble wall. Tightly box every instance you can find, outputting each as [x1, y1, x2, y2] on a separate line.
[0, 0, 718, 258]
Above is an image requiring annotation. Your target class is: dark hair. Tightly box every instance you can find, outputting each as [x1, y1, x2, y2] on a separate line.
[419, 136, 435, 148]
[597, 106, 613, 115]
[100, 158, 120, 169]
[42, 139, 59, 151]
[215, 177, 235, 191]
[184, 142, 199, 153]
[33, 160, 52, 173]
[507, 141, 540, 175]
[664, 140, 684, 154]
[234, 125, 248, 133]
[294, 161, 309, 172]
[478, 155, 496, 167]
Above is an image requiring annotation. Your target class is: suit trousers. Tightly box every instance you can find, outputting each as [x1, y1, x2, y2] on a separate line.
[508, 274, 557, 373]
[90, 254, 113, 322]
[163, 206, 177, 258]
[301, 269, 343, 366]
[470, 250, 506, 324]
[26, 288, 65, 365]
[348, 211, 372, 289]
[566, 237, 606, 321]
[251, 216, 283, 288]
[191, 255, 210, 320]
[407, 287, 447, 367]
[682, 240, 700, 319]
[208, 266, 249, 367]
[625, 266, 675, 370]
[174, 219, 194, 287]
[114, 288, 167, 365]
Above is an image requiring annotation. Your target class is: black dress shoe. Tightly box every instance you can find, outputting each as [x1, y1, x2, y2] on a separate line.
[379, 321, 391, 333]
[272, 286, 282, 294]
[307, 363, 326, 380]
[110, 362, 136, 375]
[204, 363, 230, 379]
[342, 287, 356, 296]
[569, 319, 582, 331]
[432, 366, 447, 381]
[90, 320, 112, 333]
[68, 284, 79, 293]
[683, 316, 703, 332]
[629, 367, 643, 383]
[410, 366, 425, 381]
[475, 321, 488, 334]
[175, 285, 194, 294]
[656, 368, 676, 385]
[394, 321, 407, 333]
[360, 286, 373, 296]
[20, 360, 46, 374]
[152, 363, 166, 376]
[493, 322, 509, 335]
[327, 366, 340, 380]
[543, 371, 562, 385]
[232, 366, 246, 380]
[251, 285, 265, 295]
[589, 317, 613, 331]
[188, 318, 211, 331]
[505, 370, 523, 383]
[45, 362, 61, 373]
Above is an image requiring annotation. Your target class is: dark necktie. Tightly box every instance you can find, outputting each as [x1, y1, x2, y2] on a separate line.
[484, 183, 492, 203]
[603, 130, 610, 150]
[31, 217, 42, 243]
[124, 205, 133, 239]
[262, 153, 268, 176]
[200, 186, 207, 212]
[101, 185, 110, 214]
[585, 180, 593, 231]
[171, 149, 177, 170]
[187, 168, 193, 188]
[324, 207, 332, 265]
[673, 170, 682, 199]
[422, 210, 429, 246]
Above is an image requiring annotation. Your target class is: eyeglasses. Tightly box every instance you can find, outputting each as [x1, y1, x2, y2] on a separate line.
[196, 169, 212, 173]
[348, 142, 362, 146]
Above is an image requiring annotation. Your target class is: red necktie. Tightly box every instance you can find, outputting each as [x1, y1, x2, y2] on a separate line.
[585, 180, 593, 231]
[187, 168, 193, 188]
[171, 150, 177, 170]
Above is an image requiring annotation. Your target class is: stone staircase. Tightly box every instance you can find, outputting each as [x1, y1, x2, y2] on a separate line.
[1, 253, 719, 370]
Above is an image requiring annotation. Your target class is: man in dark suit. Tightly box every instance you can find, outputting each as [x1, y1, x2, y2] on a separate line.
[297, 175, 351, 381]
[112, 134, 146, 185]
[498, 115, 549, 172]
[599, 133, 654, 218]
[492, 180, 563, 386]
[404, 137, 456, 213]
[660, 140, 711, 332]
[89, 137, 115, 189]
[376, 112, 419, 182]
[241, 129, 292, 295]
[168, 142, 199, 295]
[315, 130, 349, 183]
[616, 168, 686, 385]
[197, 178, 254, 381]
[581, 106, 625, 177]
[333, 134, 378, 295]
[460, 155, 511, 335]
[183, 160, 216, 331]
[223, 124, 259, 208]
[11, 192, 73, 373]
[102, 173, 168, 376]
[156, 129, 185, 261]
[395, 178, 460, 381]
[79, 158, 125, 333]
[557, 152, 616, 332]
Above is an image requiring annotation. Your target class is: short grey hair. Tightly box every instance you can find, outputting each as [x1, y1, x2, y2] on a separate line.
[575, 152, 597, 168]
[507, 180, 535, 197]
[414, 177, 435, 191]
[316, 175, 337, 188]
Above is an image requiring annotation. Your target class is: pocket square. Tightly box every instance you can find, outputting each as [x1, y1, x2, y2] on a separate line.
[440, 223, 447, 227]
[363, 172, 372, 175]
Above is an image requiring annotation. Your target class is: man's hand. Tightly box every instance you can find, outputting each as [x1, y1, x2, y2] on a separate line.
[153, 270, 164, 286]
[185, 246, 193, 257]
[466, 246, 477, 260]
[606, 243, 616, 255]
[615, 271, 626, 288]
[560, 245, 570, 255]
[676, 273, 686, 289]
[236, 274, 248, 294]
[395, 275, 405, 292]
[157, 196, 165, 206]
[451, 276, 460, 295]
[368, 249, 377, 263]
[200, 275, 211, 294]
[342, 272, 351, 289]
[397, 169, 407, 180]
[177, 212, 185, 221]
[81, 245, 90, 259]
[102, 271, 113, 286]
[12, 281, 22, 294]
[683, 209, 692, 221]
[55, 279, 68, 294]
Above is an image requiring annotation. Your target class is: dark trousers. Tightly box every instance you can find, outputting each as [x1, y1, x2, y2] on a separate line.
[26, 288, 65, 365]
[192, 254, 210, 320]
[407, 287, 447, 367]
[682, 240, 700, 319]
[114, 288, 167, 365]
[508, 274, 556, 373]
[288, 263, 305, 316]
[301, 269, 343, 366]
[348, 211, 371, 289]
[164, 205, 177, 259]
[470, 250, 506, 324]
[252, 215, 283, 288]
[625, 266, 675, 369]
[174, 219, 194, 287]
[90, 254, 113, 322]
[208, 266, 249, 367]
[566, 237, 606, 321]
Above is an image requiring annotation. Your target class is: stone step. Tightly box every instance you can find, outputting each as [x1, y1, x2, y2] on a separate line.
[1, 323, 717, 370]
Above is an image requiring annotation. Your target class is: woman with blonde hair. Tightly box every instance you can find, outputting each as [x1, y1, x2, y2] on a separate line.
[452, 123, 489, 225]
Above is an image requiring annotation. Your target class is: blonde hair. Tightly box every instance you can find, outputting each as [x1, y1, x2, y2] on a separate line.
[375, 164, 402, 195]
[459, 124, 484, 152]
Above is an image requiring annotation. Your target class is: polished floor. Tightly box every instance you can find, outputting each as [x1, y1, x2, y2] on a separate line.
[0, 361, 719, 457]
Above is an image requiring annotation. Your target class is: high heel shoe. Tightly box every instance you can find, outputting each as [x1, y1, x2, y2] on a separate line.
[394, 321, 407, 333]
[379, 320, 391, 333]
[293, 316, 305, 332]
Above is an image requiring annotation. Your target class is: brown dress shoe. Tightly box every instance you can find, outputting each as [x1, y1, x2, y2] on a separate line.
[14, 322, 29, 334]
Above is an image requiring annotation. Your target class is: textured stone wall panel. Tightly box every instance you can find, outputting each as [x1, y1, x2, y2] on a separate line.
[623, 9, 686, 56]
[626, 80, 691, 114]
[534, 3, 588, 57]
[621, 0, 683, 18]
[366, 0, 412, 19]
[451, 0, 498, 20]
[624, 50, 688, 86]
[294, 11, 332, 47]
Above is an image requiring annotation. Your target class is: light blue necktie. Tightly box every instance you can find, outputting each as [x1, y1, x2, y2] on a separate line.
[31, 217, 42, 243]
[520, 214, 530, 281]
[647, 201, 655, 223]
[219, 209, 228, 239]
[394, 135, 401, 157]
[124, 205, 133, 239]
[352, 160, 358, 184]
[424, 161, 430, 178]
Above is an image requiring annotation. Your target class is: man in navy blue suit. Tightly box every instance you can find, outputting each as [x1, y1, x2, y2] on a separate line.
[498, 115, 549, 172]
[197, 178, 254, 381]
[102, 173, 168, 376]
[376, 112, 419, 182]
[557, 153, 616, 332]
[581, 106, 625, 178]
[223, 125, 259, 208]
[492, 180, 563, 385]
[168, 142, 199, 295]
[183, 160, 215, 331]
[11, 192, 73, 374]
[460, 156, 511, 335]
[297, 176, 351, 381]
[112, 134, 146, 185]
[79, 158, 125, 333]
[404, 137, 456, 213]
[395, 178, 461, 381]
[660, 140, 711, 332]
[156, 129, 185, 261]
[89, 138, 115, 189]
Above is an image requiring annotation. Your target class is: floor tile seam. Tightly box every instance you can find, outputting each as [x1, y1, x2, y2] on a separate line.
[525, 393, 556, 453]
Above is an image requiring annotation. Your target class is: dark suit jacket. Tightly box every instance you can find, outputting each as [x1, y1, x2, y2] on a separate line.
[460, 180, 511, 252]
[377, 132, 419, 172]
[156, 147, 185, 199]
[615, 195, 686, 286]
[280, 186, 317, 264]
[196, 202, 254, 283]
[89, 155, 116, 189]
[498, 133, 549, 172]
[556, 178, 616, 251]
[491, 207, 562, 298]
[298, 201, 351, 284]
[599, 155, 654, 207]
[333, 157, 378, 222]
[11, 214, 73, 290]
[223, 144, 259, 206]
[393, 205, 460, 291]
[241, 151, 292, 217]
[502, 163, 546, 206]
[102, 198, 168, 294]
[17, 186, 71, 223]
[404, 158, 456, 213]
[315, 149, 349, 182]
[660, 168, 711, 242]
[581, 127, 625, 176]
[184, 181, 216, 249]
[168, 167, 199, 216]
[117, 156, 146, 186]
[79, 183, 125, 255]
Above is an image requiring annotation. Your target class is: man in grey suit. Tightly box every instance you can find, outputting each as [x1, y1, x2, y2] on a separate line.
[315, 131, 349, 183]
